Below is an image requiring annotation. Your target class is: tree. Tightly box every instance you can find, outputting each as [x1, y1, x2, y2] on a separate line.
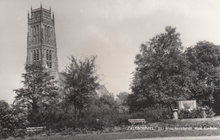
[14, 64, 59, 126]
[0, 100, 27, 138]
[117, 92, 129, 105]
[81, 93, 120, 129]
[185, 41, 220, 108]
[130, 26, 192, 111]
[0, 100, 13, 133]
[117, 92, 129, 113]
[63, 56, 99, 123]
[126, 93, 144, 112]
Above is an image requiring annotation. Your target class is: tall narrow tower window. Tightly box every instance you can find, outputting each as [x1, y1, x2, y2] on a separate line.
[36, 49, 39, 60]
[48, 26, 51, 44]
[46, 50, 49, 60]
[33, 26, 35, 43]
[49, 50, 52, 60]
[45, 25, 48, 43]
[33, 50, 36, 61]
[47, 26, 50, 43]
[35, 26, 37, 43]
[36, 25, 39, 43]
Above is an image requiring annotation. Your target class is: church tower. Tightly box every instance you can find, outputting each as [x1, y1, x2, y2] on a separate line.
[26, 5, 58, 77]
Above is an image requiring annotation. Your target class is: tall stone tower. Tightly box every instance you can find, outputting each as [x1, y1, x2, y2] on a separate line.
[26, 5, 58, 77]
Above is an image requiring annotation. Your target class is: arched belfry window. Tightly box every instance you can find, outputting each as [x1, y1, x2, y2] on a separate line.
[46, 50, 49, 60]
[49, 50, 52, 60]
[46, 49, 52, 68]
[33, 50, 36, 61]
[36, 49, 39, 60]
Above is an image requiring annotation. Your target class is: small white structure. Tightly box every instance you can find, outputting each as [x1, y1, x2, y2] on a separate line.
[178, 100, 197, 111]
[26, 127, 45, 133]
[173, 109, 178, 119]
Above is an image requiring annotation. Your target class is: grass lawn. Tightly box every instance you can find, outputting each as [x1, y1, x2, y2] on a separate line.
[6, 129, 220, 140]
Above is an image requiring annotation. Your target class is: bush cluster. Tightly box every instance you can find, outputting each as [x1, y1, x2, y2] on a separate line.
[0, 101, 28, 139]
[178, 107, 215, 119]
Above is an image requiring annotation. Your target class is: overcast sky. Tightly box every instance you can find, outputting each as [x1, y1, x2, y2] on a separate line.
[1, 0, 220, 103]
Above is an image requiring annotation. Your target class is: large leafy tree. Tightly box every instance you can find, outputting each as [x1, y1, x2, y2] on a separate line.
[63, 56, 99, 122]
[0, 100, 16, 136]
[185, 41, 220, 108]
[0, 100, 28, 138]
[14, 64, 59, 126]
[130, 26, 192, 111]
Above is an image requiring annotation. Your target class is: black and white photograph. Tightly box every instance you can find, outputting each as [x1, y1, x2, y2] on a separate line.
[1, 0, 220, 139]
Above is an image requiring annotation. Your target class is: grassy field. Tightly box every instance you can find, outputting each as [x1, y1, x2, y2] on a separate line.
[5, 129, 220, 140]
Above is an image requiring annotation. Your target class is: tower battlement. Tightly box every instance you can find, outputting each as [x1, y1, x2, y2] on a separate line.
[28, 7, 54, 25]
[26, 5, 58, 77]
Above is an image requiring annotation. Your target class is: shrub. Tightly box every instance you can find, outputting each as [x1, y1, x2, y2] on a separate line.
[143, 107, 172, 122]
[0, 128, 12, 138]
[0, 101, 28, 138]
[120, 107, 172, 124]
[205, 106, 215, 118]
[60, 128, 74, 135]
[13, 129, 26, 138]
[178, 109, 201, 119]
[178, 106, 215, 119]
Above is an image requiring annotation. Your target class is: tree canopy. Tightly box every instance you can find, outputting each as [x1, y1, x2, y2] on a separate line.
[130, 26, 220, 112]
[14, 64, 59, 126]
[63, 56, 100, 122]
[131, 26, 193, 110]
[185, 41, 220, 107]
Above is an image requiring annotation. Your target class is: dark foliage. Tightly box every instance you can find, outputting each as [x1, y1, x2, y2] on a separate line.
[131, 26, 192, 111]
[62, 56, 100, 125]
[178, 109, 203, 119]
[185, 41, 220, 109]
[14, 63, 59, 126]
[130, 26, 220, 114]
[0, 100, 27, 138]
